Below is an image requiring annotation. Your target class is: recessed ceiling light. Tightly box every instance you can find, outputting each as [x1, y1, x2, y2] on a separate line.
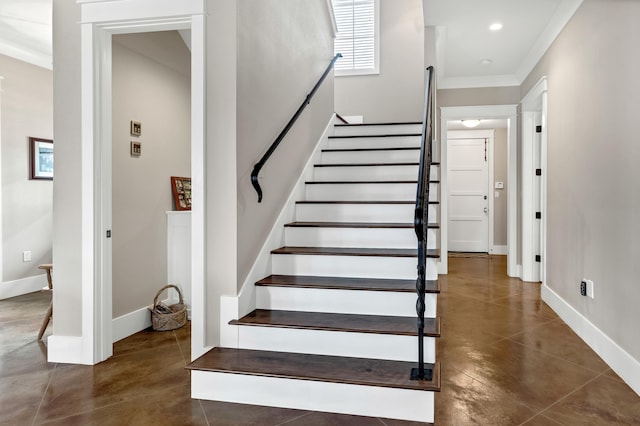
[480, 59, 493, 65]
[489, 23, 503, 31]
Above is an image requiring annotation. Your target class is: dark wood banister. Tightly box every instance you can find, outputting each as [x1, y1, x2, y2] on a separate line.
[335, 113, 350, 124]
[411, 65, 435, 381]
[251, 53, 342, 202]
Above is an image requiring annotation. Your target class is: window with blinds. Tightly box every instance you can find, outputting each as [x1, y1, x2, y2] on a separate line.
[332, 0, 379, 75]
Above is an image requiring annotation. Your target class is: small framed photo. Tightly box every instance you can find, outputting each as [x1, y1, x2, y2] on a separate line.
[131, 141, 141, 156]
[130, 120, 141, 136]
[29, 137, 54, 180]
[171, 176, 191, 211]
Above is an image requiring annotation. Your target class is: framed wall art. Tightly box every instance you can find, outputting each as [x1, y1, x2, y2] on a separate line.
[29, 137, 54, 180]
[170, 176, 191, 211]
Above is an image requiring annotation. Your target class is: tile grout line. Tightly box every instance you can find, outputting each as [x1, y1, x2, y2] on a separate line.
[31, 361, 57, 426]
[275, 411, 312, 425]
[197, 399, 211, 426]
[517, 369, 610, 426]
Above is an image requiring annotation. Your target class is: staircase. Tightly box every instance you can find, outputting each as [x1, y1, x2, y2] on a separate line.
[188, 122, 441, 423]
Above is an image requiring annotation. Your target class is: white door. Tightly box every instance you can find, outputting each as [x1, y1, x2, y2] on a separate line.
[447, 138, 489, 252]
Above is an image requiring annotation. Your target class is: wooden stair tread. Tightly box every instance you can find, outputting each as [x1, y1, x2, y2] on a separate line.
[256, 275, 440, 293]
[271, 246, 440, 258]
[335, 122, 422, 126]
[322, 147, 420, 153]
[315, 162, 419, 167]
[306, 180, 439, 184]
[285, 221, 440, 229]
[328, 133, 421, 139]
[188, 348, 440, 392]
[230, 309, 440, 337]
[296, 200, 440, 205]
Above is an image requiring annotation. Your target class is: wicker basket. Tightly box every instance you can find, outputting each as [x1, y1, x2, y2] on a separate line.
[149, 284, 187, 331]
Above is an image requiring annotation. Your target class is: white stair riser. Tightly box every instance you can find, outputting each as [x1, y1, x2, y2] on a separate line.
[285, 227, 438, 249]
[321, 150, 419, 164]
[192, 371, 435, 423]
[295, 203, 438, 223]
[332, 124, 423, 136]
[305, 183, 438, 202]
[272, 254, 438, 280]
[327, 135, 421, 150]
[236, 326, 436, 363]
[314, 165, 418, 181]
[256, 286, 437, 317]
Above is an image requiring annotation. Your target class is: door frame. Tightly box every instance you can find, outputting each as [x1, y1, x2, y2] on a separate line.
[521, 77, 548, 283]
[78, 1, 207, 363]
[440, 105, 518, 276]
[446, 130, 494, 254]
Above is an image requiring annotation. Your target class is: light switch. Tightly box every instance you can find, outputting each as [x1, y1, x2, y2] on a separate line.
[495, 181, 504, 189]
[495, 191, 500, 198]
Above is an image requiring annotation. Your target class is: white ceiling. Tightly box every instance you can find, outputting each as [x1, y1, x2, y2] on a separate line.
[0, 0, 583, 90]
[0, 0, 52, 69]
[424, 0, 583, 89]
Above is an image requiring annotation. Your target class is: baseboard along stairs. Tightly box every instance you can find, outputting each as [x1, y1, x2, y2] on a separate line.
[188, 122, 442, 423]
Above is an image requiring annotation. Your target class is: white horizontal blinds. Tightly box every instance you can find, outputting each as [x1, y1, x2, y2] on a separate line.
[333, 0, 376, 72]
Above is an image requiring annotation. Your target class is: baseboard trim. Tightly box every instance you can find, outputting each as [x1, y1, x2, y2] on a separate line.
[48, 335, 93, 365]
[0, 274, 48, 300]
[542, 284, 640, 397]
[112, 305, 153, 343]
[491, 245, 508, 255]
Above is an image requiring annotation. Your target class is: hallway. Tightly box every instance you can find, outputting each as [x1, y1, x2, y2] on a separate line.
[1, 256, 638, 425]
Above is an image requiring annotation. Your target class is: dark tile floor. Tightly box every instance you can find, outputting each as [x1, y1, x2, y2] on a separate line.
[1, 256, 638, 425]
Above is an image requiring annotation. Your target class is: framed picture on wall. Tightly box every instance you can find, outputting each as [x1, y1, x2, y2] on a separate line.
[171, 176, 191, 211]
[29, 137, 54, 180]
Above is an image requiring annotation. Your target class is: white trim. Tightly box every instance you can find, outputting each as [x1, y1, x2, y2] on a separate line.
[521, 77, 548, 283]
[324, 0, 338, 37]
[48, 336, 92, 364]
[515, 0, 584, 83]
[492, 245, 508, 255]
[55, 0, 207, 366]
[440, 105, 518, 276]
[112, 305, 152, 342]
[542, 284, 640, 397]
[0, 275, 48, 300]
[438, 74, 520, 90]
[220, 116, 334, 348]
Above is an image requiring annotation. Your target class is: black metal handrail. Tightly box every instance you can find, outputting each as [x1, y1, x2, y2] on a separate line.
[411, 66, 435, 381]
[251, 53, 342, 202]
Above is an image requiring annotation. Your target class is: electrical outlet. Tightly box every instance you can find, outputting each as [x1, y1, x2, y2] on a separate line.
[585, 279, 595, 299]
[23, 250, 32, 262]
[580, 280, 587, 296]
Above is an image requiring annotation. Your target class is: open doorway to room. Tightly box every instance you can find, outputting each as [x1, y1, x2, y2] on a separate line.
[110, 31, 192, 343]
[439, 105, 518, 277]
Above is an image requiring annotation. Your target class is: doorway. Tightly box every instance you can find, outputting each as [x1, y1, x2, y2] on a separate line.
[76, 4, 207, 363]
[440, 105, 518, 277]
[110, 31, 191, 342]
[447, 132, 492, 253]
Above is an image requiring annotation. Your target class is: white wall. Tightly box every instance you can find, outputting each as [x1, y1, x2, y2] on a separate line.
[522, 0, 640, 363]
[334, 0, 424, 123]
[236, 0, 335, 288]
[111, 32, 190, 318]
[0, 54, 53, 296]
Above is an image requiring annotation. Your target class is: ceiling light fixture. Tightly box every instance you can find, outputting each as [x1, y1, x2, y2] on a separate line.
[462, 119, 481, 128]
[489, 23, 503, 31]
[480, 59, 493, 65]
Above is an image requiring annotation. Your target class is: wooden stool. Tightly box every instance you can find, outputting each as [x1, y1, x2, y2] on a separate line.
[37, 264, 53, 341]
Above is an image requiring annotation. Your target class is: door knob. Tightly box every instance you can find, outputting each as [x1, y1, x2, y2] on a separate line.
[483, 207, 488, 213]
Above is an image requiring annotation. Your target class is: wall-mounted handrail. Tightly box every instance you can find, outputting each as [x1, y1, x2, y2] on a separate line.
[251, 53, 342, 202]
[411, 65, 435, 381]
